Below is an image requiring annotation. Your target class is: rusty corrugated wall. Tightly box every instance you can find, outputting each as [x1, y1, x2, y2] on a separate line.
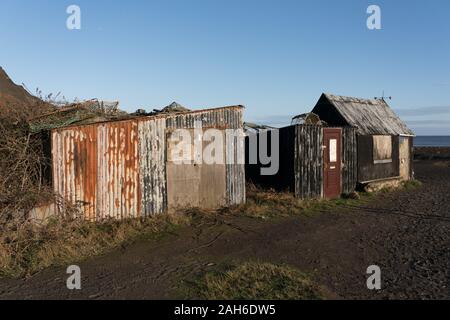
[97, 121, 140, 220]
[52, 106, 245, 220]
[52, 121, 141, 220]
[53, 125, 98, 220]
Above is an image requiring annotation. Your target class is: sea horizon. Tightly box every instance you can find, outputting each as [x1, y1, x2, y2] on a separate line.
[414, 136, 450, 147]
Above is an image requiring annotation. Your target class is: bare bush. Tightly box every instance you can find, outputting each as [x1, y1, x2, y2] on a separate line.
[0, 115, 53, 222]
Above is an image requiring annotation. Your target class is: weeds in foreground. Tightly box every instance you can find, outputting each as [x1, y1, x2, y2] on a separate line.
[377, 179, 423, 194]
[181, 261, 324, 300]
[0, 181, 416, 279]
[223, 185, 373, 220]
[0, 213, 190, 278]
[401, 179, 423, 190]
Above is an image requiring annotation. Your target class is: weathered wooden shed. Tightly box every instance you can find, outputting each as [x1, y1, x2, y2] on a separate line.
[246, 124, 357, 199]
[51, 106, 246, 221]
[311, 93, 415, 189]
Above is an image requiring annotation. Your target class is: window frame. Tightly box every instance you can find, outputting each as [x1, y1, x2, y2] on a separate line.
[372, 135, 393, 164]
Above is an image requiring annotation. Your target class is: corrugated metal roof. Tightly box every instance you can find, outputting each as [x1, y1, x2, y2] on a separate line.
[322, 93, 414, 136]
[51, 105, 245, 132]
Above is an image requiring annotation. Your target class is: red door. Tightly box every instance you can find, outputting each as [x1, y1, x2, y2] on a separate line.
[323, 128, 342, 199]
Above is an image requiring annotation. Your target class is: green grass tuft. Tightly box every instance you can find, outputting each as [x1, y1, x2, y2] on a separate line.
[182, 261, 324, 300]
[401, 179, 423, 190]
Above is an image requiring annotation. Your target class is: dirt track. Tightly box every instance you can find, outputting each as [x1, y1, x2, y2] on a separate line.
[0, 160, 448, 300]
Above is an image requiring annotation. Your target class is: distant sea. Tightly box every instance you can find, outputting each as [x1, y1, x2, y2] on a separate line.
[414, 136, 450, 147]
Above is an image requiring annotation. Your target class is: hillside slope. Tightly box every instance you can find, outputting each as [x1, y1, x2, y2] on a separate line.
[0, 67, 55, 118]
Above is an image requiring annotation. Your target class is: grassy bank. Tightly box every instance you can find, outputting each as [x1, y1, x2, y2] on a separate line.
[0, 214, 190, 278]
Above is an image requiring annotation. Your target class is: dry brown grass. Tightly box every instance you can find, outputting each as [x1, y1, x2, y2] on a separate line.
[222, 185, 313, 219]
[432, 161, 450, 168]
[0, 212, 190, 278]
[221, 184, 370, 220]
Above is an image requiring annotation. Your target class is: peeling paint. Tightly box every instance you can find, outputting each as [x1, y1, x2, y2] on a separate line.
[52, 107, 246, 221]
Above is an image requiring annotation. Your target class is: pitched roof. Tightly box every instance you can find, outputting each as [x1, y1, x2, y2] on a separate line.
[321, 93, 414, 136]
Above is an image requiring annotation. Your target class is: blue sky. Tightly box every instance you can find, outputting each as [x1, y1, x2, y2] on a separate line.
[1, 0, 449, 135]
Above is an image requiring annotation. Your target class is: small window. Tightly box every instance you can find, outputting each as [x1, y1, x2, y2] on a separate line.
[373, 135, 392, 164]
[329, 139, 337, 162]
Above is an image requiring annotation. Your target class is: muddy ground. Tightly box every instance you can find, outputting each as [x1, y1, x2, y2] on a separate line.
[0, 160, 448, 300]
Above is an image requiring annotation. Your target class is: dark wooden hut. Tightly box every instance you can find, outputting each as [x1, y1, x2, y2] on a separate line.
[311, 93, 415, 190]
[245, 124, 357, 199]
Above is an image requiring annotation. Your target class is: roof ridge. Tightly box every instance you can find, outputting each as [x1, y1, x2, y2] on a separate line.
[319, 93, 414, 136]
[324, 93, 380, 104]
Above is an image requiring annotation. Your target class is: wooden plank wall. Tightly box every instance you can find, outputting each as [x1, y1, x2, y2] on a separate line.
[342, 127, 358, 194]
[357, 135, 400, 182]
[294, 125, 323, 199]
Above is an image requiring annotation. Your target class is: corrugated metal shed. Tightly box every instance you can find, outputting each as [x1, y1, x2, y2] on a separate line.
[52, 106, 245, 220]
[313, 93, 415, 136]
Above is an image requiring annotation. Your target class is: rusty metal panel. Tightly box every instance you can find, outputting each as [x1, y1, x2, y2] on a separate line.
[97, 121, 140, 220]
[52, 121, 140, 221]
[52, 126, 98, 220]
[138, 118, 167, 216]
